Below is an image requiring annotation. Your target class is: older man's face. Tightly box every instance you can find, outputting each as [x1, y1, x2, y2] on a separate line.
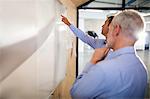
[106, 23, 115, 48]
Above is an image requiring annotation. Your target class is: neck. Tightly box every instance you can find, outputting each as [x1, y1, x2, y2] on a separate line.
[112, 38, 135, 51]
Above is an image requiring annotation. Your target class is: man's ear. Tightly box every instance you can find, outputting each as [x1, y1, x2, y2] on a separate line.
[114, 24, 121, 36]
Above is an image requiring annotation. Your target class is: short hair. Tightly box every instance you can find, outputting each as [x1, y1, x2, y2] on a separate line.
[111, 10, 145, 40]
[107, 16, 114, 26]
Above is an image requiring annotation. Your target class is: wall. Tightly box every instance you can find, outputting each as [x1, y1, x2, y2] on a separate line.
[0, 0, 74, 99]
[51, 0, 77, 99]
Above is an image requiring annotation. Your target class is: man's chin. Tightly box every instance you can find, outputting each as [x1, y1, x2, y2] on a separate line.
[101, 32, 104, 36]
[106, 43, 112, 48]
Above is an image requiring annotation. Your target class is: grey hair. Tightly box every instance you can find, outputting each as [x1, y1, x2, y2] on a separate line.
[111, 10, 145, 40]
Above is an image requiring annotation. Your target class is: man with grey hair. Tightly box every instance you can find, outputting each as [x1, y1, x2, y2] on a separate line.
[71, 10, 148, 99]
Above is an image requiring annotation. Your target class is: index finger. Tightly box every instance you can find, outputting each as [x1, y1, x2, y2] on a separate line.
[61, 15, 65, 18]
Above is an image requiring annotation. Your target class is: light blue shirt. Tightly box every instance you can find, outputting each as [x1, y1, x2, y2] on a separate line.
[69, 25, 148, 99]
[71, 46, 148, 99]
[69, 24, 105, 49]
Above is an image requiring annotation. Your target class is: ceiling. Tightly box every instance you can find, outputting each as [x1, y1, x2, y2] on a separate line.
[125, 0, 150, 7]
[70, 0, 150, 8]
[80, 0, 150, 8]
[76, 0, 150, 14]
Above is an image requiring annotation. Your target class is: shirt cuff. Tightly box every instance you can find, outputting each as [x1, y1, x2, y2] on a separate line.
[69, 24, 74, 29]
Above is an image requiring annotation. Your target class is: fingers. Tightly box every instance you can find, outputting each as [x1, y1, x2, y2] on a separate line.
[61, 15, 71, 26]
[104, 48, 110, 55]
[95, 47, 108, 51]
[61, 15, 65, 18]
[101, 47, 109, 55]
[61, 15, 65, 22]
[61, 15, 66, 21]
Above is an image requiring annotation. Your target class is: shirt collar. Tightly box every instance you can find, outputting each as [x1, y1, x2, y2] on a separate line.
[107, 46, 135, 59]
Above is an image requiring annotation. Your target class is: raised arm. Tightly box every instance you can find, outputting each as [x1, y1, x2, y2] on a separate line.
[90, 47, 110, 64]
[61, 15, 105, 49]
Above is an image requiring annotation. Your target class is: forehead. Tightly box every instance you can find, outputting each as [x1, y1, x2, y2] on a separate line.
[104, 18, 110, 24]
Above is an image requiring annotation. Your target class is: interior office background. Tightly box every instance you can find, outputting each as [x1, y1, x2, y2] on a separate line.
[77, 0, 150, 98]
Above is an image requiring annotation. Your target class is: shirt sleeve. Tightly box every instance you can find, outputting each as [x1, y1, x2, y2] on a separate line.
[70, 63, 106, 99]
[69, 24, 105, 49]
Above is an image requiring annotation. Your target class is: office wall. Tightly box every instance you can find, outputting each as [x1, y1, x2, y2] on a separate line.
[51, 0, 76, 99]
[0, 0, 74, 99]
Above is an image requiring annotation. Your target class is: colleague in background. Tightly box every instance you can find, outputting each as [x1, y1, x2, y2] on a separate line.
[61, 15, 113, 49]
[61, 15, 114, 64]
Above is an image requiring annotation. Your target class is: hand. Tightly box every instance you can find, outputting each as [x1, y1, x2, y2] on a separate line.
[61, 15, 71, 26]
[90, 47, 110, 64]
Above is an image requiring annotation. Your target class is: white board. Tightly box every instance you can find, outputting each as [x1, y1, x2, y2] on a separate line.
[0, 0, 68, 98]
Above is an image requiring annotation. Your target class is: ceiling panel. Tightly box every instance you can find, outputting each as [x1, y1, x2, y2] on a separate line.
[81, 0, 150, 8]
[125, 0, 150, 7]
[95, 0, 122, 5]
